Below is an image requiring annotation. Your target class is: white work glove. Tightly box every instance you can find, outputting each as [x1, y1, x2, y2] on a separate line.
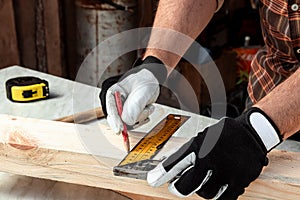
[147, 107, 282, 199]
[99, 56, 167, 134]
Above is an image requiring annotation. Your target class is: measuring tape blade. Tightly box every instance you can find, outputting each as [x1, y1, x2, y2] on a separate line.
[113, 114, 190, 179]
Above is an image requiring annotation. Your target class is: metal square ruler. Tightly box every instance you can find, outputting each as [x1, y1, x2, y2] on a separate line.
[113, 114, 190, 179]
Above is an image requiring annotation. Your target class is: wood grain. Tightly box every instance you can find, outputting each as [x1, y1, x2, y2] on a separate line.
[13, 0, 37, 70]
[43, 0, 66, 77]
[0, 0, 19, 68]
[54, 107, 105, 123]
[0, 114, 299, 199]
[0, 172, 131, 200]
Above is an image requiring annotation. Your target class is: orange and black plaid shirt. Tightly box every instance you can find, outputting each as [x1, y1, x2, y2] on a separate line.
[248, 0, 300, 104]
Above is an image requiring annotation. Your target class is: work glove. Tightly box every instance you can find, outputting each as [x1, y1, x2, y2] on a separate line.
[99, 56, 167, 134]
[147, 107, 282, 199]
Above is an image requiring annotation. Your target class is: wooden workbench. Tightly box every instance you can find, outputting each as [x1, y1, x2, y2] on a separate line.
[0, 66, 299, 200]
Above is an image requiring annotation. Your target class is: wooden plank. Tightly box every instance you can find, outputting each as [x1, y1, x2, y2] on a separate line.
[0, 172, 131, 200]
[137, 0, 155, 28]
[0, 0, 19, 68]
[35, 0, 47, 72]
[243, 151, 300, 199]
[13, 0, 37, 70]
[12, 0, 66, 75]
[0, 114, 192, 200]
[62, 0, 77, 80]
[43, 0, 66, 77]
[0, 114, 299, 199]
[118, 191, 168, 200]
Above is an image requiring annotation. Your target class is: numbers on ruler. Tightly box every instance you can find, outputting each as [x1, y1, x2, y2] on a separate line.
[119, 114, 189, 166]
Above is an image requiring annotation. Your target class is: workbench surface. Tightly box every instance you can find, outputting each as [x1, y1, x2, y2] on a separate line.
[0, 66, 214, 200]
[0, 66, 299, 200]
[0, 66, 123, 200]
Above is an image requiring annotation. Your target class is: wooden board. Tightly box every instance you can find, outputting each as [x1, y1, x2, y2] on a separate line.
[13, 0, 37, 70]
[0, 0, 20, 68]
[0, 114, 299, 199]
[62, 0, 77, 80]
[10, 1, 66, 76]
[43, 0, 66, 77]
[0, 172, 131, 200]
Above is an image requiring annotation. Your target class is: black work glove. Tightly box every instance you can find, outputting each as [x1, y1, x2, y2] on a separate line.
[99, 56, 167, 134]
[147, 107, 282, 199]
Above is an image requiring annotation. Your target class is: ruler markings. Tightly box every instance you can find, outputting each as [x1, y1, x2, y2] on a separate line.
[118, 114, 190, 166]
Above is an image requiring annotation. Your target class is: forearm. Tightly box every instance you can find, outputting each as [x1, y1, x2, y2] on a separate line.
[143, 0, 217, 73]
[255, 68, 300, 139]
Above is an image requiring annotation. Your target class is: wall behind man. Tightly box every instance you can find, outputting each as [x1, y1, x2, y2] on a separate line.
[0, 0, 153, 80]
[0, 0, 20, 69]
[0, 0, 260, 91]
[0, 0, 77, 79]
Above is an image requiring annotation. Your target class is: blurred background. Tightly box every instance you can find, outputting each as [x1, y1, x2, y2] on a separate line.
[0, 0, 263, 117]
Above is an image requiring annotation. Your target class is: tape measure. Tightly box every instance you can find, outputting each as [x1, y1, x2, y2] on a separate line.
[113, 114, 190, 179]
[5, 76, 49, 102]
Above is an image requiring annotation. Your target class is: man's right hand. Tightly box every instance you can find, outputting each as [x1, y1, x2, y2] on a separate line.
[99, 56, 167, 134]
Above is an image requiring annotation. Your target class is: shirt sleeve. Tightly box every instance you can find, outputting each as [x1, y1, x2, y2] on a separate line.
[216, 0, 224, 12]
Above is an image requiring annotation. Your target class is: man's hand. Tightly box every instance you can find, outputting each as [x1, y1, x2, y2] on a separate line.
[147, 107, 282, 199]
[99, 56, 167, 134]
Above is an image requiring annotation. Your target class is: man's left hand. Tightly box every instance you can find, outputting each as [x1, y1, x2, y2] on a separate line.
[147, 107, 282, 199]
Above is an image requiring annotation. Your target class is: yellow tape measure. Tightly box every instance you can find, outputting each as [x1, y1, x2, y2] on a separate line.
[5, 76, 49, 102]
[114, 114, 190, 179]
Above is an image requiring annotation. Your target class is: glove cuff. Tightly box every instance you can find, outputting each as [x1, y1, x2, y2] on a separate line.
[133, 56, 168, 84]
[238, 107, 282, 152]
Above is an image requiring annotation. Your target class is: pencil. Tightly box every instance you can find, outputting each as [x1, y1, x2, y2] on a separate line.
[114, 91, 130, 153]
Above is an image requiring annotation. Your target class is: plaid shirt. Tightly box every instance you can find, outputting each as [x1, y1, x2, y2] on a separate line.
[248, 0, 300, 104]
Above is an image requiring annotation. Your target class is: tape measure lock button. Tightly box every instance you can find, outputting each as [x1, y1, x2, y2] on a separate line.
[22, 89, 38, 98]
[6, 76, 49, 102]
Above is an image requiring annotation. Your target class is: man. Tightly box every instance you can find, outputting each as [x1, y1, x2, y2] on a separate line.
[100, 0, 300, 199]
